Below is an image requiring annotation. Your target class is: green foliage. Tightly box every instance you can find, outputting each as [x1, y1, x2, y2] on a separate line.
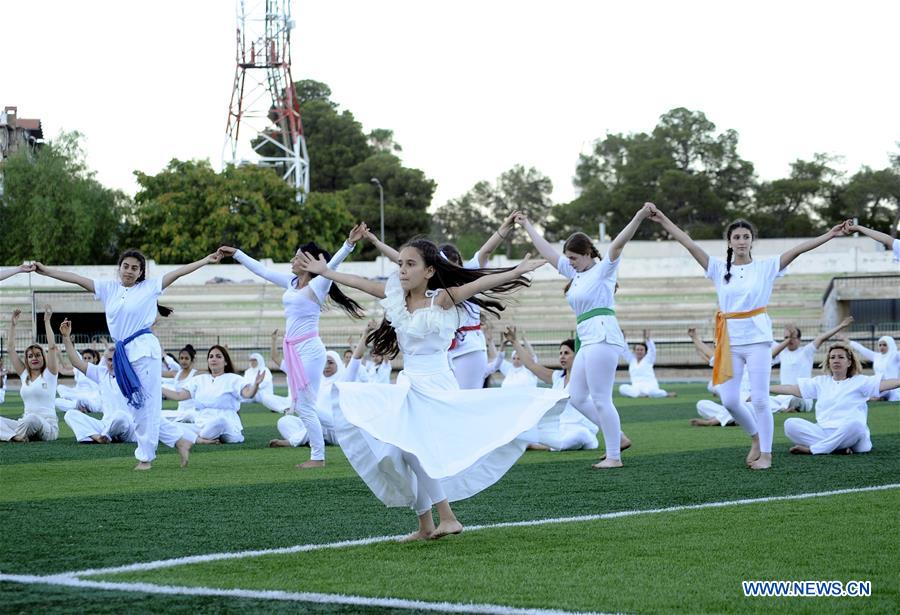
[825, 154, 900, 237]
[0, 131, 130, 264]
[128, 160, 355, 262]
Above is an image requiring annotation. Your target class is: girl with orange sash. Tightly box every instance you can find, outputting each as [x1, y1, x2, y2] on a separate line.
[649, 211, 848, 469]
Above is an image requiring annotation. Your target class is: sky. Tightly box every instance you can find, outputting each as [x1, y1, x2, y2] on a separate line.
[4, 0, 898, 209]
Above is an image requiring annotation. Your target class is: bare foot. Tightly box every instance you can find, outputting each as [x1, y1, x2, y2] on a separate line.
[832, 447, 854, 455]
[597, 434, 632, 461]
[89, 434, 111, 443]
[134, 461, 152, 471]
[690, 418, 719, 427]
[667, 391, 678, 397]
[176, 438, 192, 468]
[526, 443, 551, 451]
[746, 439, 761, 467]
[591, 458, 623, 469]
[398, 529, 433, 543]
[295, 459, 325, 469]
[430, 520, 463, 540]
[268, 439, 292, 447]
[196, 437, 220, 445]
[749, 453, 772, 470]
[11, 435, 28, 442]
[789, 445, 812, 455]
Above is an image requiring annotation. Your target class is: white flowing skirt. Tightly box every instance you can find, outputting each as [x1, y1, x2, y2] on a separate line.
[334, 353, 568, 508]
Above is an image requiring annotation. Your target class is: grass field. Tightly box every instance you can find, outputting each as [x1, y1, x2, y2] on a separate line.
[1, 384, 898, 614]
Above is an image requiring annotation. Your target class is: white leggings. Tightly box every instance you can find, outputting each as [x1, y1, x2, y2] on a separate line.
[619, 383, 668, 398]
[716, 342, 773, 453]
[288, 340, 327, 461]
[132, 356, 196, 462]
[401, 450, 447, 515]
[784, 418, 871, 454]
[567, 342, 623, 460]
[450, 350, 488, 389]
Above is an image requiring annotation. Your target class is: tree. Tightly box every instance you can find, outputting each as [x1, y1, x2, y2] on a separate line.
[826, 159, 900, 237]
[0, 131, 130, 264]
[128, 160, 355, 263]
[368, 128, 402, 153]
[431, 188, 494, 257]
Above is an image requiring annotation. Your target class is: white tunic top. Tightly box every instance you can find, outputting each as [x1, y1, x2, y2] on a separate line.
[86, 362, 131, 418]
[893, 238, 900, 262]
[773, 342, 817, 385]
[705, 256, 783, 346]
[849, 339, 900, 380]
[797, 374, 881, 429]
[183, 373, 245, 412]
[499, 358, 539, 388]
[92, 277, 164, 361]
[557, 255, 625, 349]
[234, 241, 355, 338]
[19, 369, 59, 426]
[365, 361, 392, 384]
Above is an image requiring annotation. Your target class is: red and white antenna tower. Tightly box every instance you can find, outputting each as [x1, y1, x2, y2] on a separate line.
[224, 0, 309, 200]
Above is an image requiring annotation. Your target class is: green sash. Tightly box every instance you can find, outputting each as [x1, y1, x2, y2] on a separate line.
[574, 307, 616, 352]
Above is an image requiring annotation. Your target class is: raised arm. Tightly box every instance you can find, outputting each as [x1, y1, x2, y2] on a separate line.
[515, 214, 561, 265]
[55, 348, 74, 377]
[43, 306, 58, 375]
[363, 228, 400, 262]
[880, 378, 900, 393]
[779, 222, 847, 271]
[7, 309, 26, 375]
[648, 210, 710, 271]
[607, 203, 654, 262]
[0, 263, 36, 283]
[33, 263, 94, 293]
[269, 329, 283, 369]
[771, 337, 791, 359]
[688, 327, 714, 362]
[847, 223, 894, 250]
[476, 211, 518, 267]
[813, 316, 854, 349]
[162, 387, 192, 401]
[504, 326, 554, 384]
[220, 246, 292, 288]
[296, 253, 387, 298]
[241, 372, 264, 399]
[645, 334, 658, 365]
[161, 250, 223, 290]
[847, 340, 876, 363]
[437, 256, 546, 308]
[59, 319, 89, 375]
[770, 384, 802, 396]
[308, 225, 363, 298]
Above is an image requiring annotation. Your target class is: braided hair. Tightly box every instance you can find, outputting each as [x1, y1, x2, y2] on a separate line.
[368, 238, 532, 358]
[722, 219, 757, 284]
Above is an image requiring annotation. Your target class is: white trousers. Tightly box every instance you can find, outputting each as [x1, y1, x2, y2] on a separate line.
[288, 338, 327, 461]
[0, 414, 59, 441]
[771, 394, 814, 412]
[568, 342, 623, 460]
[276, 415, 337, 447]
[255, 390, 291, 413]
[619, 383, 668, 398]
[131, 355, 196, 462]
[64, 410, 135, 443]
[696, 400, 737, 426]
[450, 350, 489, 389]
[716, 343, 774, 453]
[784, 417, 872, 454]
[401, 449, 448, 515]
[518, 425, 599, 450]
[187, 414, 244, 443]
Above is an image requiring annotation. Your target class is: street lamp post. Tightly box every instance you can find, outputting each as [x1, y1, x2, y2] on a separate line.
[370, 177, 385, 274]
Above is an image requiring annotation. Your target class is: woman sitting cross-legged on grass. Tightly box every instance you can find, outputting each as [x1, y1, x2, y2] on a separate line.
[772, 341, 899, 455]
[618, 329, 676, 399]
[162, 346, 264, 445]
[502, 325, 621, 453]
[0, 308, 60, 443]
[295, 238, 567, 542]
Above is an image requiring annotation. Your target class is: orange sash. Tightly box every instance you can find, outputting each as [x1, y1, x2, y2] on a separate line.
[712, 307, 768, 385]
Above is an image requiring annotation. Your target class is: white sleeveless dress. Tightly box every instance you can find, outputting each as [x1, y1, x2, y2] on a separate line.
[334, 273, 568, 508]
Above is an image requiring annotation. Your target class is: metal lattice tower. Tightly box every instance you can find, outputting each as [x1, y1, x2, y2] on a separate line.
[224, 0, 309, 200]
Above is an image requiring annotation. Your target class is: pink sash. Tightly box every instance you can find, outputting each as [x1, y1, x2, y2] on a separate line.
[283, 332, 320, 400]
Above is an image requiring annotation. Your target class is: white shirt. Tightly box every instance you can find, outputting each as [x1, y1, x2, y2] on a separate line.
[622, 340, 659, 386]
[86, 362, 131, 418]
[557, 255, 625, 349]
[774, 342, 816, 385]
[93, 277, 164, 361]
[449, 253, 487, 358]
[183, 373, 246, 412]
[366, 361, 392, 384]
[706, 256, 783, 345]
[234, 242, 354, 339]
[499, 359, 539, 388]
[19, 369, 58, 425]
[893, 238, 899, 262]
[797, 374, 881, 429]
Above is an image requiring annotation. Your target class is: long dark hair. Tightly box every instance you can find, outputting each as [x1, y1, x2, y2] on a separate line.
[561, 232, 601, 294]
[559, 339, 576, 377]
[207, 345, 235, 374]
[118, 249, 174, 316]
[368, 238, 532, 358]
[723, 219, 757, 284]
[296, 242, 365, 319]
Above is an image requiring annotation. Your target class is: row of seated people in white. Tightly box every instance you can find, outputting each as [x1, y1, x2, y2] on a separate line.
[849, 336, 900, 402]
[773, 343, 900, 454]
[618, 338, 672, 398]
[0, 367, 59, 442]
[54, 349, 103, 414]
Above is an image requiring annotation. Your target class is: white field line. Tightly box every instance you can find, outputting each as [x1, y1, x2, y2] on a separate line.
[55, 483, 900, 579]
[0, 574, 616, 615]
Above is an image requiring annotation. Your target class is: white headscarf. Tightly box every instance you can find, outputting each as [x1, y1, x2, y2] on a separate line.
[317, 350, 347, 413]
[243, 352, 273, 386]
[872, 336, 898, 375]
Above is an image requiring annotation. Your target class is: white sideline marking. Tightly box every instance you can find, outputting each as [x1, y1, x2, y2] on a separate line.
[0, 574, 613, 615]
[1, 483, 895, 615]
[67, 483, 898, 578]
